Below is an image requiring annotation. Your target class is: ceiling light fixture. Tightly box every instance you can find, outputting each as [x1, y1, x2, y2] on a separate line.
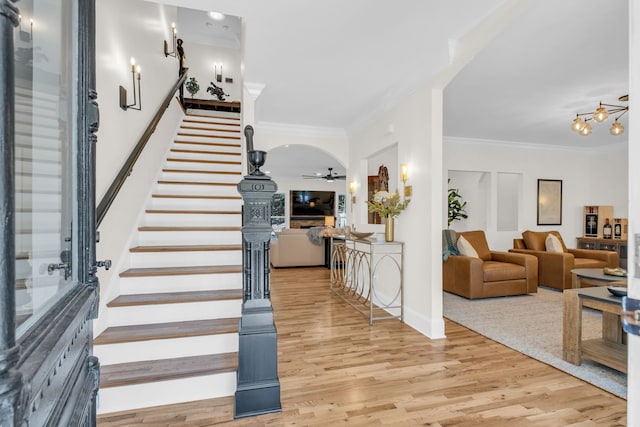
[570, 95, 628, 136]
[209, 11, 225, 21]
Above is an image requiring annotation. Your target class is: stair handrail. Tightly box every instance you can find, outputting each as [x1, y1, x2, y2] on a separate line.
[96, 69, 189, 227]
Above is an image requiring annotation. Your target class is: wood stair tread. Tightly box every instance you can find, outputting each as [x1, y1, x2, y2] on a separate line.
[145, 209, 241, 215]
[170, 149, 241, 156]
[157, 180, 237, 186]
[176, 133, 240, 140]
[138, 226, 240, 231]
[179, 126, 240, 133]
[119, 265, 242, 277]
[107, 289, 243, 307]
[162, 168, 241, 175]
[185, 113, 240, 120]
[130, 244, 242, 252]
[94, 317, 239, 345]
[182, 119, 240, 126]
[151, 194, 242, 200]
[100, 353, 238, 388]
[166, 157, 241, 165]
[173, 140, 241, 148]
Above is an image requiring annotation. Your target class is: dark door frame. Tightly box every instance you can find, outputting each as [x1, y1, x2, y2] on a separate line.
[0, 0, 100, 425]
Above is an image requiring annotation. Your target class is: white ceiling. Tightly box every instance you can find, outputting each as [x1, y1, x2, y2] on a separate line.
[169, 0, 629, 179]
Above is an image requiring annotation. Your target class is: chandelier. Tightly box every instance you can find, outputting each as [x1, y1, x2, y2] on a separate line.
[570, 95, 628, 136]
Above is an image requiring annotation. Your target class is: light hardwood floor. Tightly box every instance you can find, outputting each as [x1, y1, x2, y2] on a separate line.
[97, 267, 627, 426]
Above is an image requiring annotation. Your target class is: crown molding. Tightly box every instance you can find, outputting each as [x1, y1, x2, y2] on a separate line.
[244, 82, 266, 100]
[255, 121, 347, 139]
[444, 136, 628, 154]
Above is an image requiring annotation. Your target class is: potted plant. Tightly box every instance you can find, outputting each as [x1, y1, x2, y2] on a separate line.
[366, 190, 410, 242]
[447, 179, 468, 228]
[185, 77, 199, 98]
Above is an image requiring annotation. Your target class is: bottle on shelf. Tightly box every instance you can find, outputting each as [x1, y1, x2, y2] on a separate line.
[603, 218, 612, 239]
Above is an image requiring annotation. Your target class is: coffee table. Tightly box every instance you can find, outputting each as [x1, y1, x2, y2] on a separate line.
[571, 268, 627, 288]
[562, 286, 627, 373]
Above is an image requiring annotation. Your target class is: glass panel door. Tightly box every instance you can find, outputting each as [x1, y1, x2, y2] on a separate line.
[15, 0, 76, 336]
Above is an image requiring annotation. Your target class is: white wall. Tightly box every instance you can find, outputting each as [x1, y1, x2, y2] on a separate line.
[444, 138, 628, 251]
[349, 84, 445, 339]
[94, 0, 185, 334]
[181, 40, 241, 102]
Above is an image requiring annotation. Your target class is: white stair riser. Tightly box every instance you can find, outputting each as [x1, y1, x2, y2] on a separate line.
[171, 143, 241, 155]
[95, 333, 238, 365]
[107, 299, 241, 326]
[149, 197, 242, 211]
[15, 104, 58, 119]
[16, 211, 61, 229]
[16, 135, 63, 151]
[16, 120, 61, 134]
[177, 129, 241, 139]
[167, 151, 242, 164]
[182, 115, 240, 124]
[155, 183, 240, 196]
[143, 212, 241, 227]
[159, 171, 241, 184]
[15, 161, 61, 176]
[130, 250, 242, 268]
[164, 160, 241, 173]
[16, 175, 61, 193]
[119, 272, 242, 295]
[16, 192, 61, 207]
[96, 372, 236, 415]
[16, 288, 32, 307]
[136, 230, 241, 246]
[16, 147, 61, 163]
[16, 233, 61, 251]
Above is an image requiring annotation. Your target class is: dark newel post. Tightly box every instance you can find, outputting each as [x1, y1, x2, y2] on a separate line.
[234, 126, 282, 418]
[0, 1, 25, 425]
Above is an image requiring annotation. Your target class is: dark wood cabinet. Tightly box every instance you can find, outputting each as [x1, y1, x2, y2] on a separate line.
[576, 237, 627, 269]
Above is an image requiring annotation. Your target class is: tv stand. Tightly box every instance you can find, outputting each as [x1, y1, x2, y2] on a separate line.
[290, 216, 325, 229]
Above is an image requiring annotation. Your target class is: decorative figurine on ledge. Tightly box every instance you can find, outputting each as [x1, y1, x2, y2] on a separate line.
[207, 81, 229, 101]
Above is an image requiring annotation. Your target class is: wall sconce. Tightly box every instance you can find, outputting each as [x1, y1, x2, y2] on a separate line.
[349, 181, 357, 208]
[119, 57, 142, 111]
[164, 22, 177, 57]
[400, 163, 412, 197]
[17, 15, 33, 42]
[214, 63, 223, 83]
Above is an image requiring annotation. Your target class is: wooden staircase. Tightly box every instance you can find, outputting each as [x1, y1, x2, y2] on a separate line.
[94, 112, 245, 414]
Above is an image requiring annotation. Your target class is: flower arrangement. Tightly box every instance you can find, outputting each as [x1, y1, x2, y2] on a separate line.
[366, 190, 410, 218]
[185, 77, 200, 98]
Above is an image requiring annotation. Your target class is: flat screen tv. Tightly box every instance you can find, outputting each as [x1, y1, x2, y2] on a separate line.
[290, 190, 335, 217]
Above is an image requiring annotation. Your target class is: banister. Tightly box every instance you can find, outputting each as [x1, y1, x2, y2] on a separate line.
[96, 68, 189, 227]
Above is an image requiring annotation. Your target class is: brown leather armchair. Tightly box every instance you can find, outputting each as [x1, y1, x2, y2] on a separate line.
[510, 230, 618, 291]
[443, 230, 538, 299]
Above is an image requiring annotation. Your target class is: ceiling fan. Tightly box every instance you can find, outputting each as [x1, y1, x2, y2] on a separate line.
[302, 167, 346, 182]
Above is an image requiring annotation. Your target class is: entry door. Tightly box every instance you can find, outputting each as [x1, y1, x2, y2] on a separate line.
[0, 0, 100, 425]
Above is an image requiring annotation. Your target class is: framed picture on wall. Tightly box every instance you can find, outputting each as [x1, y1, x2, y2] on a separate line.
[537, 179, 562, 225]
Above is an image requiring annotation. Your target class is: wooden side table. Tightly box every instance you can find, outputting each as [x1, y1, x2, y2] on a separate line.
[562, 286, 627, 373]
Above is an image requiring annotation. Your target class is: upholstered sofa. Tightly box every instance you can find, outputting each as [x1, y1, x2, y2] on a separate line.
[270, 228, 325, 267]
[510, 230, 619, 290]
[443, 230, 538, 299]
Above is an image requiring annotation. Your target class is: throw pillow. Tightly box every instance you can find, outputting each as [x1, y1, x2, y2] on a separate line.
[457, 235, 479, 258]
[545, 233, 564, 253]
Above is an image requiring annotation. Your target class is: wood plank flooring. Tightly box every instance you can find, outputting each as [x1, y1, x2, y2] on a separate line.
[97, 267, 627, 426]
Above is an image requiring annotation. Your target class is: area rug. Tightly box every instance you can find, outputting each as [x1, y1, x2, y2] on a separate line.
[443, 287, 627, 399]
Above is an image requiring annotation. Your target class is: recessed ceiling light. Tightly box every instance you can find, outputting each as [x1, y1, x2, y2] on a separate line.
[208, 11, 225, 21]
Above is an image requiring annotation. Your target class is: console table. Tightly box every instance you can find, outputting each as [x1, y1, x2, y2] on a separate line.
[329, 237, 403, 325]
[563, 286, 627, 373]
[576, 237, 627, 269]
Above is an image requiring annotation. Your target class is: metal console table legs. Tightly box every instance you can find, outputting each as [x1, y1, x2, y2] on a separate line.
[330, 237, 403, 325]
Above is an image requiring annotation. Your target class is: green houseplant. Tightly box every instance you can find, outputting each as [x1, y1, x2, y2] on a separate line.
[185, 77, 200, 98]
[447, 179, 468, 228]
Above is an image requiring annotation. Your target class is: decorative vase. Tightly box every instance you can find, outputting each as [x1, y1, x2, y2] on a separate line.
[385, 216, 394, 242]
